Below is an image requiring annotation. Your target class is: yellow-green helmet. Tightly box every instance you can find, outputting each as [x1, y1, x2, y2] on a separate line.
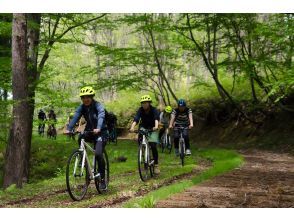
[80, 86, 95, 97]
[140, 95, 152, 103]
[165, 106, 172, 113]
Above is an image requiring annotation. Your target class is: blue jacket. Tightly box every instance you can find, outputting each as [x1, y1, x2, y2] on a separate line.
[67, 100, 106, 131]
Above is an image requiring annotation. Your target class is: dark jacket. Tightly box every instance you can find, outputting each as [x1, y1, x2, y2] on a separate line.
[67, 100, 106, 131]
[134, 106, 159, 129]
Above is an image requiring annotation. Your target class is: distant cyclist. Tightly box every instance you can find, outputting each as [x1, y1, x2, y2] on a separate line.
[130, 95, 160, 175]
[38, 109, 46, 135]
[159, 106, 172, 140]
[64, 86, 108, 190]
[47, 109, 57, 128]
[169, 99, 193, 156]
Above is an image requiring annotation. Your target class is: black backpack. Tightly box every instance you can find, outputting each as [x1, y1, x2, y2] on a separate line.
[105, 111, 117, 126]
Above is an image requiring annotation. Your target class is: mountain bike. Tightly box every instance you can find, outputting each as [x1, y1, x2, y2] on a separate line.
[160, 128, 172, 154]
[65, 131, 109, 201]
[174, 127, 188, 166]
[132, 128, 155, 182]
[47, 124, 57, 139]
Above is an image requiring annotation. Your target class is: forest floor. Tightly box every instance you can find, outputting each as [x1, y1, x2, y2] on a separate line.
[156, 149, 294, 208]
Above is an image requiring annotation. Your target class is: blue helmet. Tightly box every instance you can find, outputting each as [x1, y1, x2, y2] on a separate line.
[178, 99, 186, 107]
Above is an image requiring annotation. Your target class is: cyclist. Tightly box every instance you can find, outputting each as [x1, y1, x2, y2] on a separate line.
[47, 109, 57, 128]
[38, 109, 46, 134]
[169, 99, 193, 156]
[130, 95, 160, 175]
[159, 106, 173, 141]
[64, 86, 108, 190]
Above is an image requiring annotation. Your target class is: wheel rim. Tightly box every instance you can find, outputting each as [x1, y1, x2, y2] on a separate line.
[66, 151, 89, 201]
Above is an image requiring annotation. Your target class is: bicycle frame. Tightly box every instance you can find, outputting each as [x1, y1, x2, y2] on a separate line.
[138, 129, 154, 166]
[179, 132, 185, 154]
[175, 127, 188, 155]
[141, 134, 150, 165]
[74, 138, 98, 181]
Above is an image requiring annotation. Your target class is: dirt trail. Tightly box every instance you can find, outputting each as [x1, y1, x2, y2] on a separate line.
[157, 150, 294, 208]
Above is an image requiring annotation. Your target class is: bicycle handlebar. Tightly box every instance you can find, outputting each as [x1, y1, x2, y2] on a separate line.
[64, 131, 95, 135]
[173, 126, 189, 130]
[129, 128, 154, 136]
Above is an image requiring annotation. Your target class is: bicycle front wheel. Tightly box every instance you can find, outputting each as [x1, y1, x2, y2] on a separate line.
[138, 144, 150, 182]
[167, 134, 172, 154]
[179, 140, 185, 166]
[66, 150, 90, 201]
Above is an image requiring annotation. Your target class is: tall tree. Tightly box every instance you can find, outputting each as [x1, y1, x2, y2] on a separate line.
[3, 13, 107, 188]
[3, 13, 29, 188]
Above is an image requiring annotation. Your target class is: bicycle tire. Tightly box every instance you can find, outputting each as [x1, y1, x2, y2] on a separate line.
[95, 149, 110, 194]
[138, 144, 150, 182]
[161, 135, 165, 153]
[167, 134, 172, 154]
[66, 150, 90, 201]
[180, 140, 185, 166]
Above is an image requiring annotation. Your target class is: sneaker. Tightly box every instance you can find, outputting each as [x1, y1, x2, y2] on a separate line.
[185, 149, 191, 156]
[175, 148, 179, 156]
[99, 179, 107, 190]
[154, 165, 160, 175]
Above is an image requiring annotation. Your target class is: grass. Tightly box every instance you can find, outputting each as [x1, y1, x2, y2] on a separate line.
[0, 133, 243, 208]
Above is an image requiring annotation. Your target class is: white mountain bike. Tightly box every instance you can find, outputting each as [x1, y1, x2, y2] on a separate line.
[65, 131, 109, 201]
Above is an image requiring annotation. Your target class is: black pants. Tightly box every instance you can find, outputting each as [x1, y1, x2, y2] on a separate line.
[78, 133, 107, 179]
[173, 128, 190, 150]
[138, 134, 158, 165]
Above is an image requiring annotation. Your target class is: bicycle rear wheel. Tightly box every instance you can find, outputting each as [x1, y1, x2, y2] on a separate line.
[138, 144, 150, 182]
[66, 150, 90, 201]
[95, 150, 110, 194]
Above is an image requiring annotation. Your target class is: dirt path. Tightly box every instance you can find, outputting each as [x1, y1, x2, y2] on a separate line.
[157, 149, 294, 208]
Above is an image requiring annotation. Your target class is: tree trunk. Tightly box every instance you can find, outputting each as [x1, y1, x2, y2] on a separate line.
[24, 13, 41, 181]
[3, 13, 30, 188]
